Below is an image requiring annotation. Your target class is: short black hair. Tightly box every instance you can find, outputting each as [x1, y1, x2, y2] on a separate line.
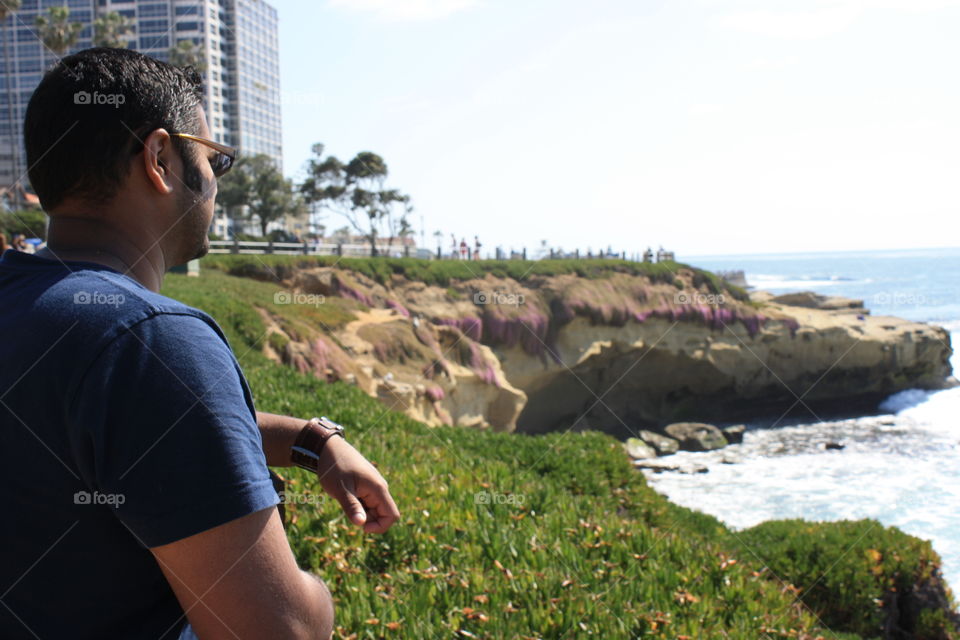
[24, 47, 205, 210]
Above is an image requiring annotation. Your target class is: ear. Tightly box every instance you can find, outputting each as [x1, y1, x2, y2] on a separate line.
[141, 128, 176, 195]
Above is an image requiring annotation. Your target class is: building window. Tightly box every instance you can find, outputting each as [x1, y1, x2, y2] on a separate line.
[140, 35, 169, 49]
[139, 3, 169, 18]
[139, 19, 169, 33]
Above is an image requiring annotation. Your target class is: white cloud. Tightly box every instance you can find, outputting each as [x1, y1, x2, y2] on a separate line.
[327, 0, 480, 21]
[714, 0, 960, 39]
[747, 55, 800, 71]
[715, 4, 863, 40]
[688, 103, 724, 116]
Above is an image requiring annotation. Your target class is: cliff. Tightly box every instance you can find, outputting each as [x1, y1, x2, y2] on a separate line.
[221, 257, 953, 435]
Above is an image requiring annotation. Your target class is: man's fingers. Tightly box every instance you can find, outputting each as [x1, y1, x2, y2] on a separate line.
[357, 483, 400, 533]
[334, 478, 367, 526]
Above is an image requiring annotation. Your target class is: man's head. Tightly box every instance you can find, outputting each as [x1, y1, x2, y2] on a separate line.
[24, 47, 222, 264]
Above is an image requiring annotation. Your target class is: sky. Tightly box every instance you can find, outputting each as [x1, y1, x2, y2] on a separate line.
[273, 0, 960, 257]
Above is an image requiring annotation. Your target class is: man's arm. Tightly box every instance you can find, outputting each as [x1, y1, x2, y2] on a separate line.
[257, 411, 306, 467]
[152, 506, 334, 640]
[257, 411, 401, 534]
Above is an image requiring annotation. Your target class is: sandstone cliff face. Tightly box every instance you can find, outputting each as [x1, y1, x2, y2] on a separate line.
[503, 305, 952, 435]
[246, 264, 953, 435]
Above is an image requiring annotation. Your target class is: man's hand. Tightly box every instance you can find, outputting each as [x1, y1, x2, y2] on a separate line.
[315, 436, 401, 534]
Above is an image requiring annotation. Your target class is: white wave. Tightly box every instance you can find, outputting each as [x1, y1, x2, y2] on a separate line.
[896, 386, 960, 433]
[880, 389, 932, 413]
[748, 275, 846, 290]
[643, 415, 960, 589]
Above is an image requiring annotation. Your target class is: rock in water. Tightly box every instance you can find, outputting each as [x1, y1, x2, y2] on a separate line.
[624, 438, 657, 459]
[664, 422, 728, 452]
[634, 460, 709, 474]
[638, 430, 680, 455]
[722, 424, 746, 445]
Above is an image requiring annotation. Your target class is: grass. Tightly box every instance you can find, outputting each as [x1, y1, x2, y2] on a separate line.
[158, 267, 956, 639]
[199, 253, 751, 301]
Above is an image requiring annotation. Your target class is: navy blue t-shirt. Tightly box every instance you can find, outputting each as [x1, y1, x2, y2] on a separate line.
[0, 250, 279, 639]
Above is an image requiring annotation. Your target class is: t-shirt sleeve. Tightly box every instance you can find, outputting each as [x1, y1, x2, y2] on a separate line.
[71, 312, 279, 548]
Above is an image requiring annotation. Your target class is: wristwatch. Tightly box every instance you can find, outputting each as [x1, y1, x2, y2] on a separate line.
[290, 416, 346, 473]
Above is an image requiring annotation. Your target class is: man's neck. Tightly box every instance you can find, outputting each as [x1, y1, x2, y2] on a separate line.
[38, 215, 167, 292]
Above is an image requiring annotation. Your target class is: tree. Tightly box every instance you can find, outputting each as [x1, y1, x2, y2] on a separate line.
[168, 39, 206, 72]
[0, 0, 21, 194]
[216, 155, 255, 235]
[216, 154, 302, 238]
[92, 11, 132, 49]
[35, 6, 82, 58]
[331, 226, 350, 244]
[250, 171, 304, 239]
[299, 143, 412, 257]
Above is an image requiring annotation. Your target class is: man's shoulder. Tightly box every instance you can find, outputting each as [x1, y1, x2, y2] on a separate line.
[41, 268, 223, 347]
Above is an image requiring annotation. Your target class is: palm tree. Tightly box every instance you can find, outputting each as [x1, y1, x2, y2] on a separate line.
[0, 0, 20, 200]
[168, 39, 206, 72]
[35, 6, 82, 59]
[92, 11, 132, 49]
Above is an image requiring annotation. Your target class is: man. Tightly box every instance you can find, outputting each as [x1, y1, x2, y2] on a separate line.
[0, 48, 399, 639]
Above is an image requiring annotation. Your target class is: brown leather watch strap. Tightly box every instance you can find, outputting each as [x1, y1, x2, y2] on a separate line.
[290, 417, 345, 473]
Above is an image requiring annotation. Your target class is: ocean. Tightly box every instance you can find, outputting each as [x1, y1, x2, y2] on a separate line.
[641, 247, 960, 588]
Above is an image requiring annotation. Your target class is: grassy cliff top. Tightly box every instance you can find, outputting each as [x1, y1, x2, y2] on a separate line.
[200, 253, 747, 298]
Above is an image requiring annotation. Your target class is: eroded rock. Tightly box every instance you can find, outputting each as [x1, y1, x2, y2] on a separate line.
[664, 422, 728, 452]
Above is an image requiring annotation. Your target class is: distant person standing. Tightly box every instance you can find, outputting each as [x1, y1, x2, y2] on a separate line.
[450, 233, 458, 259]
[473, 235, 482, 260]
[459, 238, 468, 260]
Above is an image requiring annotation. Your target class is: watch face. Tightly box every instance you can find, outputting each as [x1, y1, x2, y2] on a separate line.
[318, 417, 345, 433]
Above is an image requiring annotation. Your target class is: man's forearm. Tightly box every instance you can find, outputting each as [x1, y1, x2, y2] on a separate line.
[257, 411, 307, 467]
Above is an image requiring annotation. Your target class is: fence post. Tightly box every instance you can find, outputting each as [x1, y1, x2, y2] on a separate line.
[436, 246, 441, 259]
[404, 244, 410, 258]
[575, 248, 580, 260]
[231, 238, 239, 254]
[522, 247, 527, 260]
[336, 243, 343, 257]
[303, 241, 309, 255]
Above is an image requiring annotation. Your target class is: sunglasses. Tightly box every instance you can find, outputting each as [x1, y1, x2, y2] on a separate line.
[171, 132, 237, 177]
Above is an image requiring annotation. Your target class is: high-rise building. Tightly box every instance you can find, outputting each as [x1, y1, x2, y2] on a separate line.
[0, 0, 282, 237]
